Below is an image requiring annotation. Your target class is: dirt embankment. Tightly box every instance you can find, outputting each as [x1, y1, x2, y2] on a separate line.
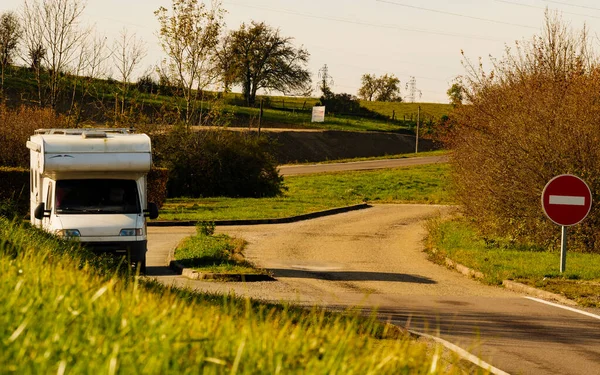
[264, 130, 440, 163]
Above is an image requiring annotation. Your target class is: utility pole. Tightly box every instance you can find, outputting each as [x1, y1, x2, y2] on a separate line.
[415, 105, 420, 154]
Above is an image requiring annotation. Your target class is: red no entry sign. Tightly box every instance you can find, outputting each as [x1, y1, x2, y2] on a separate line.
[542, 174, 592, 226]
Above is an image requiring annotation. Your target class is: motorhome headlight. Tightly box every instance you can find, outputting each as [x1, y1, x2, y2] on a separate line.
[57, 229, 81, 238]
[120, 228, 143, 236]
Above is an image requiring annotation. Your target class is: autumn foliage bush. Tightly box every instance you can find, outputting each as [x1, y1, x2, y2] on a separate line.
[147, 167, 169, 208]
[0, 104, 67, 167]
[451, 13, 600, 253]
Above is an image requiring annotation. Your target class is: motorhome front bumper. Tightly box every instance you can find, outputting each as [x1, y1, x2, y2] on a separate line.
[81, 240, 147, 261]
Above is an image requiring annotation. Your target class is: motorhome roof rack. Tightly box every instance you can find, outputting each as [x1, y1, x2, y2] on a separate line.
[34, 128, 134, 135]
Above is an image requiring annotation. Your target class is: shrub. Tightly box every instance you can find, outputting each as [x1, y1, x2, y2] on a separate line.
[0, 104, 67, 167]
[0, 167, 29, 219]
[153, 127, 284, 198]
[147, 167, 169, 208]
[319, 91, 361, 115]
[451, 12, 600, 252]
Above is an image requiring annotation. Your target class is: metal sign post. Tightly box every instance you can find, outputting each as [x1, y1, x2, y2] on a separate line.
[541, 174, 592, 273]
[560, 225, 567, 273]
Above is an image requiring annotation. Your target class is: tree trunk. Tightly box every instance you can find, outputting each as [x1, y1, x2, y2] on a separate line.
[243, 80, 252, 106]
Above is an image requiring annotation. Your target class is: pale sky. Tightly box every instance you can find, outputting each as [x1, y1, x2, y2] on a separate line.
[1, 0, 599, 103]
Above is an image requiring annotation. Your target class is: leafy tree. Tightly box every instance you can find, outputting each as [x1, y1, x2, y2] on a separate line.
[375, 74, 401, 102]
[0, 11, 21, 95]
[358, 73, 401, 102]
[357, 74, 377, 101]
[446, 83, 464, 106]
[222, 21, 311, 106]
[214, 34, 235, 93]
[155, 0, 224, 125]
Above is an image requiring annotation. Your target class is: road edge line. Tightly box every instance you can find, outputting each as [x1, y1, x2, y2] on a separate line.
[407, 330, 510, 375]
[524, 297, 600, 320]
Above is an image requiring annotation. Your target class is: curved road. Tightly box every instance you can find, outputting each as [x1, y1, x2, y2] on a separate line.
[147, 205, 600, 375]
[278, 155, 448, 176]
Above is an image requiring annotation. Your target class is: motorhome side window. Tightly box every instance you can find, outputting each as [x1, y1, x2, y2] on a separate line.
[55, 179, 141, 214]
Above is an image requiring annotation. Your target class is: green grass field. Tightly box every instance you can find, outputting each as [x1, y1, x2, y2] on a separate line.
[3, 67, 451, 133]
[426, 218, 600, 307]
[0, 217, 468, 373]
[158, 163, 452, 221]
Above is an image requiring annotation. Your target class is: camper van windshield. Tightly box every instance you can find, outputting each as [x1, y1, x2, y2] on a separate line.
[55, 179, 141, 214]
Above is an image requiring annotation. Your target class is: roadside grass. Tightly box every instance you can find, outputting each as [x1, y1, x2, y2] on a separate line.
[283, 150, 448, 166]
[426, 217, 600, 307]
[158, 163, 452, 221]
[174, 224, 265, 275]
[0, 217, 469, 374]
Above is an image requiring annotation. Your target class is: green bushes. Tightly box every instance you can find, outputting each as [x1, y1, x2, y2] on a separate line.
[153, 127, 284, 198]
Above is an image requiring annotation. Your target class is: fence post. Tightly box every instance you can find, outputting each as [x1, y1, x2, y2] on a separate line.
[258, 99, 263, 137]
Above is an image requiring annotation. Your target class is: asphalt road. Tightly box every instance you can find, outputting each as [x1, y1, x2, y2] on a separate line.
[277, 155, 449, 176]
[147, 205, 600, 375]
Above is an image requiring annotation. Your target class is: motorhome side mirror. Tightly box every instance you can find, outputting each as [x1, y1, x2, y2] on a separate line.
[34, 203, 50, 220]
[146, 202, 159, 220]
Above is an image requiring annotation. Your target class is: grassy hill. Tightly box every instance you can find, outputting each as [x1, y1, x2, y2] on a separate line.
[0, 65, 452, 132]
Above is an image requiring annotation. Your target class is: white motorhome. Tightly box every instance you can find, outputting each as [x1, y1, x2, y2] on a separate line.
[27, 128, 159, 272]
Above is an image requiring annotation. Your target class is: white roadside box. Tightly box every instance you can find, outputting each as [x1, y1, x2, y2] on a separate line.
[27, 128, 159, 272]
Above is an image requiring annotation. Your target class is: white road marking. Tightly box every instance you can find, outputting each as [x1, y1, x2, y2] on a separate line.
[525, 297, 600, 320]
[549, 195, 586, 206]
[408, 330, 511, 375]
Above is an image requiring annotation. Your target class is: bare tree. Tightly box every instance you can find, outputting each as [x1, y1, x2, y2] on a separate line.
[22, 0, 88, 108]
[21, 3, 45, 105]
[66, 31, 111, 122]
[155, 0, 224, 125]
[0, 11, 21, 95]
[112, 28, 146, 119]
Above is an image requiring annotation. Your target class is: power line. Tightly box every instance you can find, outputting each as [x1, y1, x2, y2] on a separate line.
[542, 0, 600, 12]
[494, 0, 600, 20]
[223, 1, 504, 42]
[376, 0, 538, 29]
